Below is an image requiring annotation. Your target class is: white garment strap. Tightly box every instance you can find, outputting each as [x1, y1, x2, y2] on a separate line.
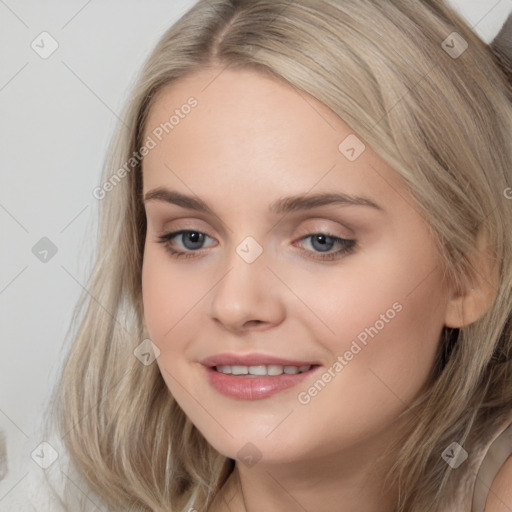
[472, 422, 512, 512]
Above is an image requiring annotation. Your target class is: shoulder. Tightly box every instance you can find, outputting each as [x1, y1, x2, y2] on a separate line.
[484, 454, 512, 512]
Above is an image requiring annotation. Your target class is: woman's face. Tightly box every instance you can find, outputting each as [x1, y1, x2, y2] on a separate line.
[141, 67, 451, 464]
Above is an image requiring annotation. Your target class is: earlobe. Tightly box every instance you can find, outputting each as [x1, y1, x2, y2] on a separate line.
[444, 231, 498, 329]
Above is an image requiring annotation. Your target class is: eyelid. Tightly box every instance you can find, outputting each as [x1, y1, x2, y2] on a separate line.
[294, 221, 352, 239]
[145, 208, 229, 238]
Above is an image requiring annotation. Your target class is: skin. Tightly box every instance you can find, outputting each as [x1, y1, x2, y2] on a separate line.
[140, 66, 490, 511]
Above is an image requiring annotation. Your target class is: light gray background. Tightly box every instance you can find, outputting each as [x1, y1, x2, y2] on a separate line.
[1, 0, 511, 507]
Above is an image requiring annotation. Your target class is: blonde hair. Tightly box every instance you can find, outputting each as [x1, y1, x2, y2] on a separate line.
[43, 1, 512, 510]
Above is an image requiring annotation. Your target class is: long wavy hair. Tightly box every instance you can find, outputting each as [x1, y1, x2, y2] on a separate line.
[41, 1, 512, 510]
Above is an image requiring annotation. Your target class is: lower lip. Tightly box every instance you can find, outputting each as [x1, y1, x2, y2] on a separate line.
[204, 366, 320, 400]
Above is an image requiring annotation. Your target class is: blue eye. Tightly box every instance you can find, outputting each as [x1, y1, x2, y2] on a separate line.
[156, 230, 215, 259]
[156, 230, 356, 261]
[297, 233, 356, 261]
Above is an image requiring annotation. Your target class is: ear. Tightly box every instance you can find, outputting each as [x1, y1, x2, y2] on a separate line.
[444, 230, 499, 328]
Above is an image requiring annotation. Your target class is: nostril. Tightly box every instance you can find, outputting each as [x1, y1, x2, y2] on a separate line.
[245, 320, 262, 327]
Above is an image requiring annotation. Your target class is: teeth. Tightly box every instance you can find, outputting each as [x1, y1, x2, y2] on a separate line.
[248, 365, 267, 376]
[268, 365, 283, 376]
[215, 364, 312, 376]
[231, 365, 248, 375]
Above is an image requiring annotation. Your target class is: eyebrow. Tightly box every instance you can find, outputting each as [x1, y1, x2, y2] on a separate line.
[143, 187, 383, 215]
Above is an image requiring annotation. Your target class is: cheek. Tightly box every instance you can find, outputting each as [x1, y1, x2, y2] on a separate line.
[141, 247, 191, 350]
[283, 264, 447, 457]
[141, 246, 213, 394]
[289, 242, 447, 407]
[353, 261, 446, 396]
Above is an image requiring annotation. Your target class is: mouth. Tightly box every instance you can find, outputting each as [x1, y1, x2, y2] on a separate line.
[201, 354, 321, 400]
[212, 363, 316, 377]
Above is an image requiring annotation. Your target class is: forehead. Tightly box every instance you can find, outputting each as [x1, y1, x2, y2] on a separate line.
[143, 66, 342, 153]
[141, 67, 405, 209]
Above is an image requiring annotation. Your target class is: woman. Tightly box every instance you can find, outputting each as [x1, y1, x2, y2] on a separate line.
[11, 1, 512, 511]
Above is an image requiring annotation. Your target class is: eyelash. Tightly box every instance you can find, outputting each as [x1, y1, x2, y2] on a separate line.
[155, 230, 356, 262]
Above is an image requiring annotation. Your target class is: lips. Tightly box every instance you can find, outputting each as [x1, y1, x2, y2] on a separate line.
[200, 353, 321, 400]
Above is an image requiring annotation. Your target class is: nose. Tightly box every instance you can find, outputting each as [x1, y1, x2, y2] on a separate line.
[208, 244, 286, 333]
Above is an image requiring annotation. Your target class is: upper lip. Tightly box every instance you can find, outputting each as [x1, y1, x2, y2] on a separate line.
[201, 353, 320, 367]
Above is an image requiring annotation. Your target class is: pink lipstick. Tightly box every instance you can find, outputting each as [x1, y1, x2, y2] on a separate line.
[201, 353, 321, 400]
